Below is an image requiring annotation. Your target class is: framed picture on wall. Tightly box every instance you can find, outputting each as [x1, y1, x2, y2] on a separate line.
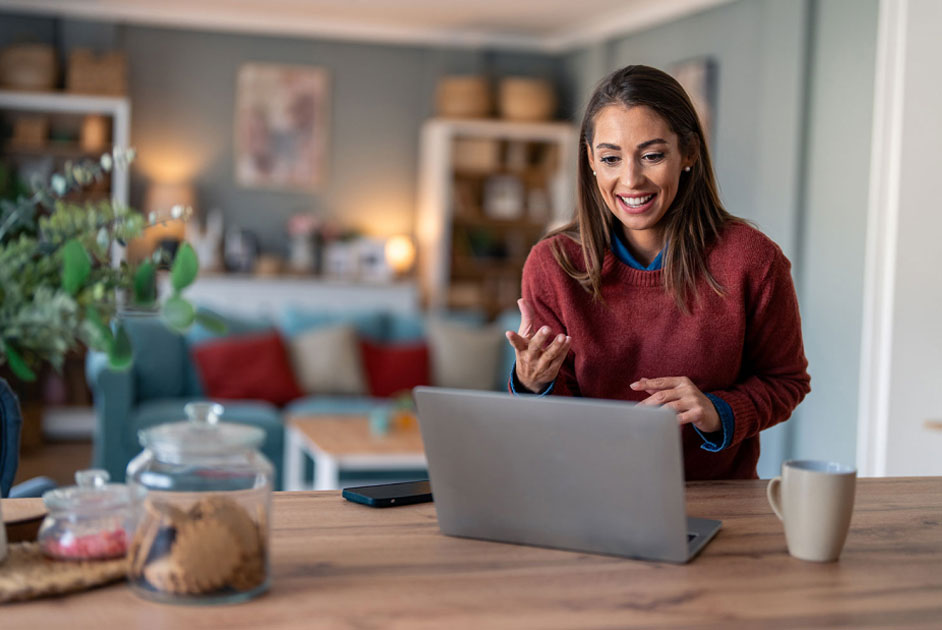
[670, 57, 716, 148]
[235, 63, 329, 191]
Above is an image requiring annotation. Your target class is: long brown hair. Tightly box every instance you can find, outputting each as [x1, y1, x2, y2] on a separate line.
[550, 64, 739, 312]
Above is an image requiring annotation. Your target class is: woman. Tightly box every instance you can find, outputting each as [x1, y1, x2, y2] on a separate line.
[505, 65, 810, 480]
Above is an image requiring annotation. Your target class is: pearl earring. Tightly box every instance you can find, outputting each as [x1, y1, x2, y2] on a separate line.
[684, 166, 691, 172]
[592, 170, 597, 176]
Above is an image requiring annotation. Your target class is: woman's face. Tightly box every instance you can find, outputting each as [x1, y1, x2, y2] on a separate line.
[587, 104, 692, 245]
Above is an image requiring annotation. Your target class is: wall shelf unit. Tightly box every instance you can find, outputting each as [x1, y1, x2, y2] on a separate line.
[0, 89, 131, 206]
[416, 117, 578, 316]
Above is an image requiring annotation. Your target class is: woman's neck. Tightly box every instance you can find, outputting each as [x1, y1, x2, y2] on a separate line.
[615, 224, 665, 267]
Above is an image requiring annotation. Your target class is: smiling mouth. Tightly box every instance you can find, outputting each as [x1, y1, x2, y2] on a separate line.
[617, 193, 657, 212]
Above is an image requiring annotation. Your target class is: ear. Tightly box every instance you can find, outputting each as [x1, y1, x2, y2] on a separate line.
[682, 134, 701, 171]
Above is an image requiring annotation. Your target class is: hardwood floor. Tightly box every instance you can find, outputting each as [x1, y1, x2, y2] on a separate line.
[14, 439, 93, 488]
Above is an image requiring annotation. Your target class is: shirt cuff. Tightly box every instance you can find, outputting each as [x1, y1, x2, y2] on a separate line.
[509, 361, 554, 396]
[696, 393, 735, 452]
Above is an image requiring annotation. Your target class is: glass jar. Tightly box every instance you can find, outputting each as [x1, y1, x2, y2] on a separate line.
[38, 469, 134, 561]
[126, 402, 273, 605]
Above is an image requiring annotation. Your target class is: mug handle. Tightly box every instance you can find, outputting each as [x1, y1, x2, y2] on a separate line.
[767, 476, 784, 521]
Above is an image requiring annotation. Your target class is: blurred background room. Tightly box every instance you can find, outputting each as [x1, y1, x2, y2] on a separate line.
[0, 0, 938, 492]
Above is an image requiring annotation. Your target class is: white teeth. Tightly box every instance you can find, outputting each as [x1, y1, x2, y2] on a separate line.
[619, 194, 654, 208]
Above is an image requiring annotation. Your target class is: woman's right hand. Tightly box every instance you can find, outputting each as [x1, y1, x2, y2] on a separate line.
[504, 298, 572, 393]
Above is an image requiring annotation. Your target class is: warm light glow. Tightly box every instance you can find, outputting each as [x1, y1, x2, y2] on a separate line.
[385, 235, 416, 274]
[145, 181, 196, 217]
[133, 140, 210, 183]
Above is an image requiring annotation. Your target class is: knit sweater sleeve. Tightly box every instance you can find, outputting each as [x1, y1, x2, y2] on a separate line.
[518, 240, 581, 398]
[708, 245, 811, 447]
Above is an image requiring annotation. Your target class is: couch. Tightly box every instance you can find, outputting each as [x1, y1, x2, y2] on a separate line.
[86, 305, 521, 489]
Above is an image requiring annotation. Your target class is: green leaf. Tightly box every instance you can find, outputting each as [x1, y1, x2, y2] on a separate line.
[170, 242, 198, 292]
[133, 262, 157, 305]
[162, 295, 195, 332]
[194, 311, 228, 335]
[61, 239, 91, 296]
[108, 324, 134, 370]
[2, 341, 36, 382]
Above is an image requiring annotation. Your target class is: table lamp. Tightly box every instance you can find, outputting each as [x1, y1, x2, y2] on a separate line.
[385, 235, 415, 276]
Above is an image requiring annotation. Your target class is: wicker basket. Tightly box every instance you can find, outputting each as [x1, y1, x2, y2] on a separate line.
[435, 76, 491, 118]
[498, 77, 556, 122]
[67, 49, 127, 96]
[0, 44, 57, 91]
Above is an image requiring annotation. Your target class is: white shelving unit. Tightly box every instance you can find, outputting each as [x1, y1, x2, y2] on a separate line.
[416, 117, 578, 314]
[0, 89, 131, 206]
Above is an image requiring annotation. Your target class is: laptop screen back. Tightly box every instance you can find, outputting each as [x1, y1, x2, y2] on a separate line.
[414, 387, 691, 563]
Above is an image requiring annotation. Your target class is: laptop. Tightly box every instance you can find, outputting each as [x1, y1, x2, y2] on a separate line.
[413, 387, 721, 564]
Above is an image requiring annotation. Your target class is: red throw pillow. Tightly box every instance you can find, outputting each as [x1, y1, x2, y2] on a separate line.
[192, 331, 303, 406]
[360, 339, 430, 398]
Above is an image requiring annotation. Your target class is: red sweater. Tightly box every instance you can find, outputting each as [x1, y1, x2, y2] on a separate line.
[521, 222, 810, 480]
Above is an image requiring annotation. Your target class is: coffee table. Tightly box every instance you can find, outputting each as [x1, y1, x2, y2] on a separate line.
[284, 415, 427, 491]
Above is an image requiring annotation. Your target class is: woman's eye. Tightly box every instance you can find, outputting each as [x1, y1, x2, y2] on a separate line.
[600, 156, 620, 165]
[641, 152, 665, 163]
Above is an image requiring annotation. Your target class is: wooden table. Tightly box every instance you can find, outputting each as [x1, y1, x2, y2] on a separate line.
[284, 415, 426, 490]
[3, 478, 941, 628]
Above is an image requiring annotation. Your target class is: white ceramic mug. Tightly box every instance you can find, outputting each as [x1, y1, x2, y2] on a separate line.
[767, 460, 856, 562]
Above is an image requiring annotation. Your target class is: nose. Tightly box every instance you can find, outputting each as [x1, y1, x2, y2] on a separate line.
[621, 159, 645, 188]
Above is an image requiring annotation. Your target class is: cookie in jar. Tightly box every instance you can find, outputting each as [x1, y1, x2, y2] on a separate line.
[126, 402, 273, 604]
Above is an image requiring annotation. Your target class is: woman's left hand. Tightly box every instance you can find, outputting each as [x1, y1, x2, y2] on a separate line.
[631, 376, 720, 434]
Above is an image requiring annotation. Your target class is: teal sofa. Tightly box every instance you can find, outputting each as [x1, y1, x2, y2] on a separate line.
[86, 307, 521, 489]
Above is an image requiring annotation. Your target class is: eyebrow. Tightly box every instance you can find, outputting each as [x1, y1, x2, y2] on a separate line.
[595, 138, 669, 151]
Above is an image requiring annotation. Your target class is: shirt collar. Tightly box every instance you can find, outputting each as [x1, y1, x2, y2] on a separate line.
[611, 226, 663, 271]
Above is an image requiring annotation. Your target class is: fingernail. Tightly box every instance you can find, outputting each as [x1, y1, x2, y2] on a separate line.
[630, 381, 640, 389]
[540, 326, 550, 334]
[556, 334, 565, 343]
[565, 336, 571, 343]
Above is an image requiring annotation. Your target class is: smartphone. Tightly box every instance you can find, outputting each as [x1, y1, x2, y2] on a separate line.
[342, 480, 433, 508]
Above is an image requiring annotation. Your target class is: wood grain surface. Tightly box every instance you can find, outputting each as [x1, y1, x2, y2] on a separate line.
[290, 415, 425, 456]
[1, 478, 940, 629]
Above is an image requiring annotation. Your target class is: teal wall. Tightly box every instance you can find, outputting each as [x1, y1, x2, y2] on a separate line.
[791, 0, 879, 468]
[121, 26, 560, 252]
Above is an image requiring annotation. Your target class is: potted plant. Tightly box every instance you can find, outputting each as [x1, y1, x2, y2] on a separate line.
[0, 150, 219, 560]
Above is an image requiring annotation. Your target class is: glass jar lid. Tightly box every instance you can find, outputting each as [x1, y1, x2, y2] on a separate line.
[42, 469, 131, 513]
[139, 402, 265, 458]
